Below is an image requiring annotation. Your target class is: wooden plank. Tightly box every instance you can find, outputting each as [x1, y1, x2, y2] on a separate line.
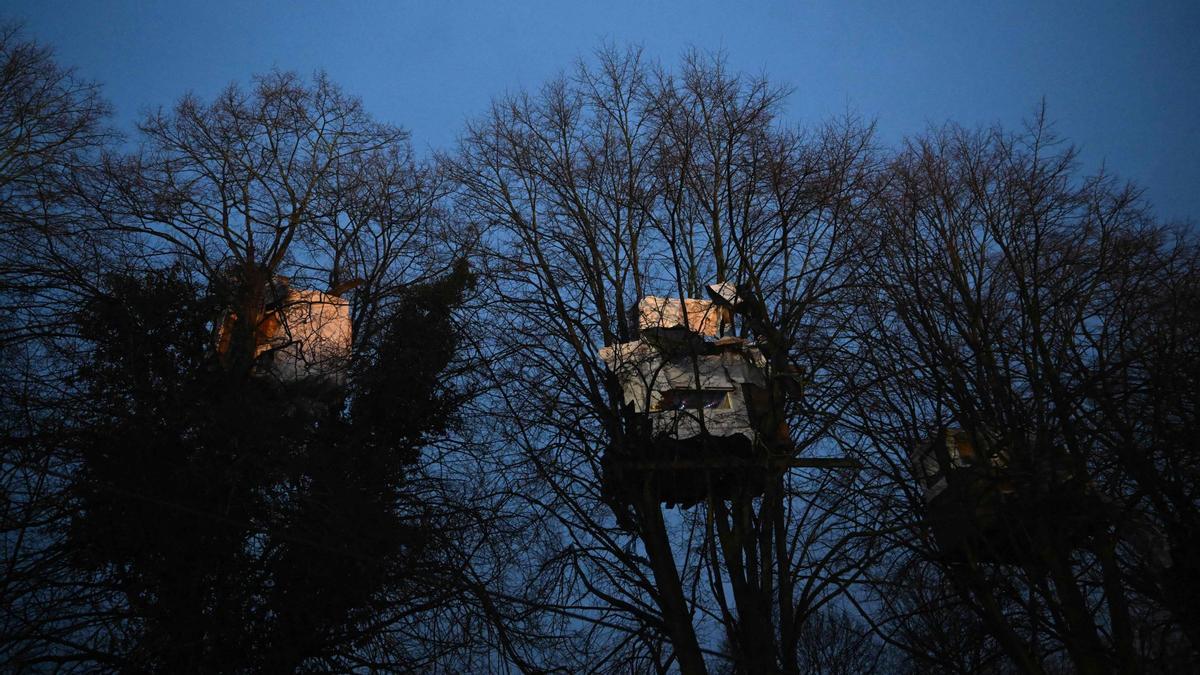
[615, 457, 861, 470]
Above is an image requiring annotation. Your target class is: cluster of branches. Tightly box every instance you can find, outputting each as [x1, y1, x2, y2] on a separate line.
[0, 26, 503, 672]
[841, 117, 1199, 673]
[1, 24, 1197, 674]
[450, 46, 1198, 674]
[447, 46, 886, 674]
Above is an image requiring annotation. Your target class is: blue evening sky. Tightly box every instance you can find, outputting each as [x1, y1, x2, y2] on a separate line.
[7, 0, 1199, 222]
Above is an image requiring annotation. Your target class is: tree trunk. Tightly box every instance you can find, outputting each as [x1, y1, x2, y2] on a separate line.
[639, 486, 708, 675]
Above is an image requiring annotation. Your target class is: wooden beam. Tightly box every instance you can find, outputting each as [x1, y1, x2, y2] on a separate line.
[615, 457, 861, 471]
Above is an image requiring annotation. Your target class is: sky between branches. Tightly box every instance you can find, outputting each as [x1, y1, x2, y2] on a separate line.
[8, 0, 1199, 223]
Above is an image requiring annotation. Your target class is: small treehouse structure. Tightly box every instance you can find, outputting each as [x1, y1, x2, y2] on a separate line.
[911, 427, 1095, 563]
[599, 283, 845, 507]
[217, 277, 353, 387]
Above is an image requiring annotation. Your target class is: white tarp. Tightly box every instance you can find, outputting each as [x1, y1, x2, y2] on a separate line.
[600, 339, 768, 441]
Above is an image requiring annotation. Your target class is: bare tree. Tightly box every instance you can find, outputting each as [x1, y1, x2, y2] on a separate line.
[5, 29, 1195, 673]
[840, 113, 1198, 673]
[1, 65, 494, 670]
[0, 22, 115, 331]
[0, 23, 117, 666]
[450, 48, 878, 673]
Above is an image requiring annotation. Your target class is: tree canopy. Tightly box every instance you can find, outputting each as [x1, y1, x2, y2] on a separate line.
[1, 28, 1197, 674]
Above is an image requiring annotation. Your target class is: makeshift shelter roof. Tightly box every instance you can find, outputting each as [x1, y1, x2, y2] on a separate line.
[637, 295, 730, 337]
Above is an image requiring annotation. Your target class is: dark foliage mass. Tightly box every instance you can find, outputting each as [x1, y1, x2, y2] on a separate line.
[352, 259, 475, 464]
[1, 23, 1198, 674]
[64, 265, 471, 671]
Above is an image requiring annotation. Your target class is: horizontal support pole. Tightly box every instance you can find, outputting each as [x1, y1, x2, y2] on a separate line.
[614, 457, 861, 471]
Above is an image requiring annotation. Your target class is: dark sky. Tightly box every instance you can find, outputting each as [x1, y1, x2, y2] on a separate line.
[8, 0, 1199, 223]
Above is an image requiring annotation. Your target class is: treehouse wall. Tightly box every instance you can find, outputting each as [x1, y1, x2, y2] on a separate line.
[268, 289, 352, 385]
[218, 288, 352, 385]
[599, 339, 769, 442]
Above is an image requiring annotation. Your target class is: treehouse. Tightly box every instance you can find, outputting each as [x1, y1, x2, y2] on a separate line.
[911, 427, 1092, 563]
[598, 288, 794, 507]
[910, 428, 1017, 562]
[217, 280, 352, 387]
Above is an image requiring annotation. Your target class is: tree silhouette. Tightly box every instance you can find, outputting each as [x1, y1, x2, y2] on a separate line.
[1, 25, 1197, 673]
[63, 263, 473, 671]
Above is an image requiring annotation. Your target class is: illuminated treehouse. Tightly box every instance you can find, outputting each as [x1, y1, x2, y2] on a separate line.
[598, 283, 853, 508]
[216, 276, 354, 388]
